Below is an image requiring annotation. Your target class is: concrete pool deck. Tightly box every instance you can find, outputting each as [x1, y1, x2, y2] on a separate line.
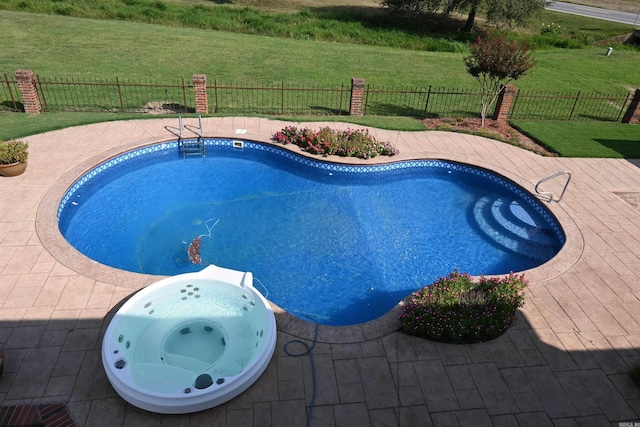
[0, 116, 639, 426]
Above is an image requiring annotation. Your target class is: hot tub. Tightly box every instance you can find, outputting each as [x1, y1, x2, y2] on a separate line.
[101, 265, 277, 414]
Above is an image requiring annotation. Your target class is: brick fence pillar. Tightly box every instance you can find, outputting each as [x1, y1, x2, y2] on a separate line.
[622, 89, 640, 124]
[492, 84, 516, 122]
[15, 69, 41, 114]
[350, 78, 365, 116]
[192, 74, 208, 114]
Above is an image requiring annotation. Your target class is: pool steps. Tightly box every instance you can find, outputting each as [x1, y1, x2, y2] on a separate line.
[472, 195, 559, 262]
[165, 114, 206, 157]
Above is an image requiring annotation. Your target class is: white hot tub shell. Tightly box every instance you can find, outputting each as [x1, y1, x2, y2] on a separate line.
[102, 265, 277, 414]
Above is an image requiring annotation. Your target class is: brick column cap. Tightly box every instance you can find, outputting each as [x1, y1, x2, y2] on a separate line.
[15, 69, 35, 79]
[351, 77, 364, 88]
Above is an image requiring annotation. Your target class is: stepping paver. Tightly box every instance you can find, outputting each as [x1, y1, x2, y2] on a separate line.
[413, 360, 460, 412]
[485, 341, 526, 368]
[270, 400, 307, 427]
[445, 365, 476, 390]
[306, 354, 340, 406]
[555, 370, 602, 417]
[333, 403, 370, 427]
[468, 363, 519, 415]
[532, 328, 581, 372]
[522, 366, 579, 418]
[578, 369, 638, 421]
[398, 405, 432, 427]
[358, 357, 398, 409]
[7, 346, 60, 400]
[456, 408, 494, 427]
[335, 359, 365, 404]
[83, 398, 126, 427]
[514, 411, 554, 426]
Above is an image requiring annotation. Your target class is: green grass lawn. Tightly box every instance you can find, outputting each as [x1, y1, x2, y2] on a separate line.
[0, 0, 635, 51]
[0, 112, 427, 141]
[1, 11, 638, 95]
[0, 112, 150, 141]
[1, 5, 639, 158]
[0, 12, 469, 86]
[511, 120, 640, 158]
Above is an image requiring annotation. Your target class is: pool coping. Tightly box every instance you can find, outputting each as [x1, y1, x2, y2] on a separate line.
[35, 133, 583, 344]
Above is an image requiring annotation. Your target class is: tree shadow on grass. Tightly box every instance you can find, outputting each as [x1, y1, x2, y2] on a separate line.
[593, 138, 640, 160]
[308, 6, 477, 44]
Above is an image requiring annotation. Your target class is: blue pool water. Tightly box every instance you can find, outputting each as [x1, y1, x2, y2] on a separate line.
[58, 139, 564, 326]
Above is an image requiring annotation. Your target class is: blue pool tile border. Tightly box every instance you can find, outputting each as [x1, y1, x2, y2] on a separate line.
[57, 138, 565, 245]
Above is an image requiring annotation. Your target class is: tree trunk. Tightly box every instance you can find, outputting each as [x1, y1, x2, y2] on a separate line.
[462, 3, 477, 32]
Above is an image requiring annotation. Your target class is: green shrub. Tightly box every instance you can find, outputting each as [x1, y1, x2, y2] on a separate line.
[529, 34, 585, 49]
[52, 5, 75, 16]
[540, 22, 564, 36]
[273, 126, 398, 159]
[435, 124, 453, 132]
[399, 271, 527, 343]
[0, 139, 29, 164]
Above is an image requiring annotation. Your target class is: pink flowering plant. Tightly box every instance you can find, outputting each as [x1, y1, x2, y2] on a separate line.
[399, 271, 527, 344]
[273, 126, 398, 159]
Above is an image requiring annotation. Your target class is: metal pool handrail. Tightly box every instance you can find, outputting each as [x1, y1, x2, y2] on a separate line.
[535, 171, 572, 203]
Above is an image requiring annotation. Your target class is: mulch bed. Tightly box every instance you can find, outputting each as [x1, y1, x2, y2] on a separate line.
[421, 117, 556, 156]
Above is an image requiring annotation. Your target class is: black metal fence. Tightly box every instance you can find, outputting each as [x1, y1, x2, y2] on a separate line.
[34, 76, 196, 114]
[362, 85, 484, 117]
[509, 90, 632, 122]
[207, 81, 349, 115]
[0, 72, 635, 122]
[0, 74, 21, 112]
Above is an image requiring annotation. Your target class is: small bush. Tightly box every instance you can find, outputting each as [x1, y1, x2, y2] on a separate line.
[435, 124, 453, 132]
[273, 126, 398, 159]
[529, 34, 570, 49]
[399, 271, 527, 343]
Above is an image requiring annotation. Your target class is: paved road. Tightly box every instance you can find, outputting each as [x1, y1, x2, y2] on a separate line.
[546, 1, 639, 26]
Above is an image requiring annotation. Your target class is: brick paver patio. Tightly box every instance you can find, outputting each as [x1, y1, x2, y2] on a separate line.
[0, 117, 639, 426]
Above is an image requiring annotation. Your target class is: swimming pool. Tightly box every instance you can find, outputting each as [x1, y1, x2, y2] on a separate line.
[58, 139, 564, 326]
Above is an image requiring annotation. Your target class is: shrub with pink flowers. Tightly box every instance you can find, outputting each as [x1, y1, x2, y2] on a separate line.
[273, 126, 398, 159]
[399, 271, 527, 344]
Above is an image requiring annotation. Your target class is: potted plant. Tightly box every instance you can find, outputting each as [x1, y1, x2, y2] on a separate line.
[0, 139, 29, 177]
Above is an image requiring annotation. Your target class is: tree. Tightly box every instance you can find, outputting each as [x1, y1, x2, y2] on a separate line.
[445, 0, 482, 32]
[484, 0, 550, 29]
[463, 34, 536, 126]
[381, 0, 443, 15]
[382, 0, 549, 31]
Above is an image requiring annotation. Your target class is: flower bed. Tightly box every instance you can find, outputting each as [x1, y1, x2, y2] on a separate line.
[273, 126, 398, 159]
[399, 271, 527, 344]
